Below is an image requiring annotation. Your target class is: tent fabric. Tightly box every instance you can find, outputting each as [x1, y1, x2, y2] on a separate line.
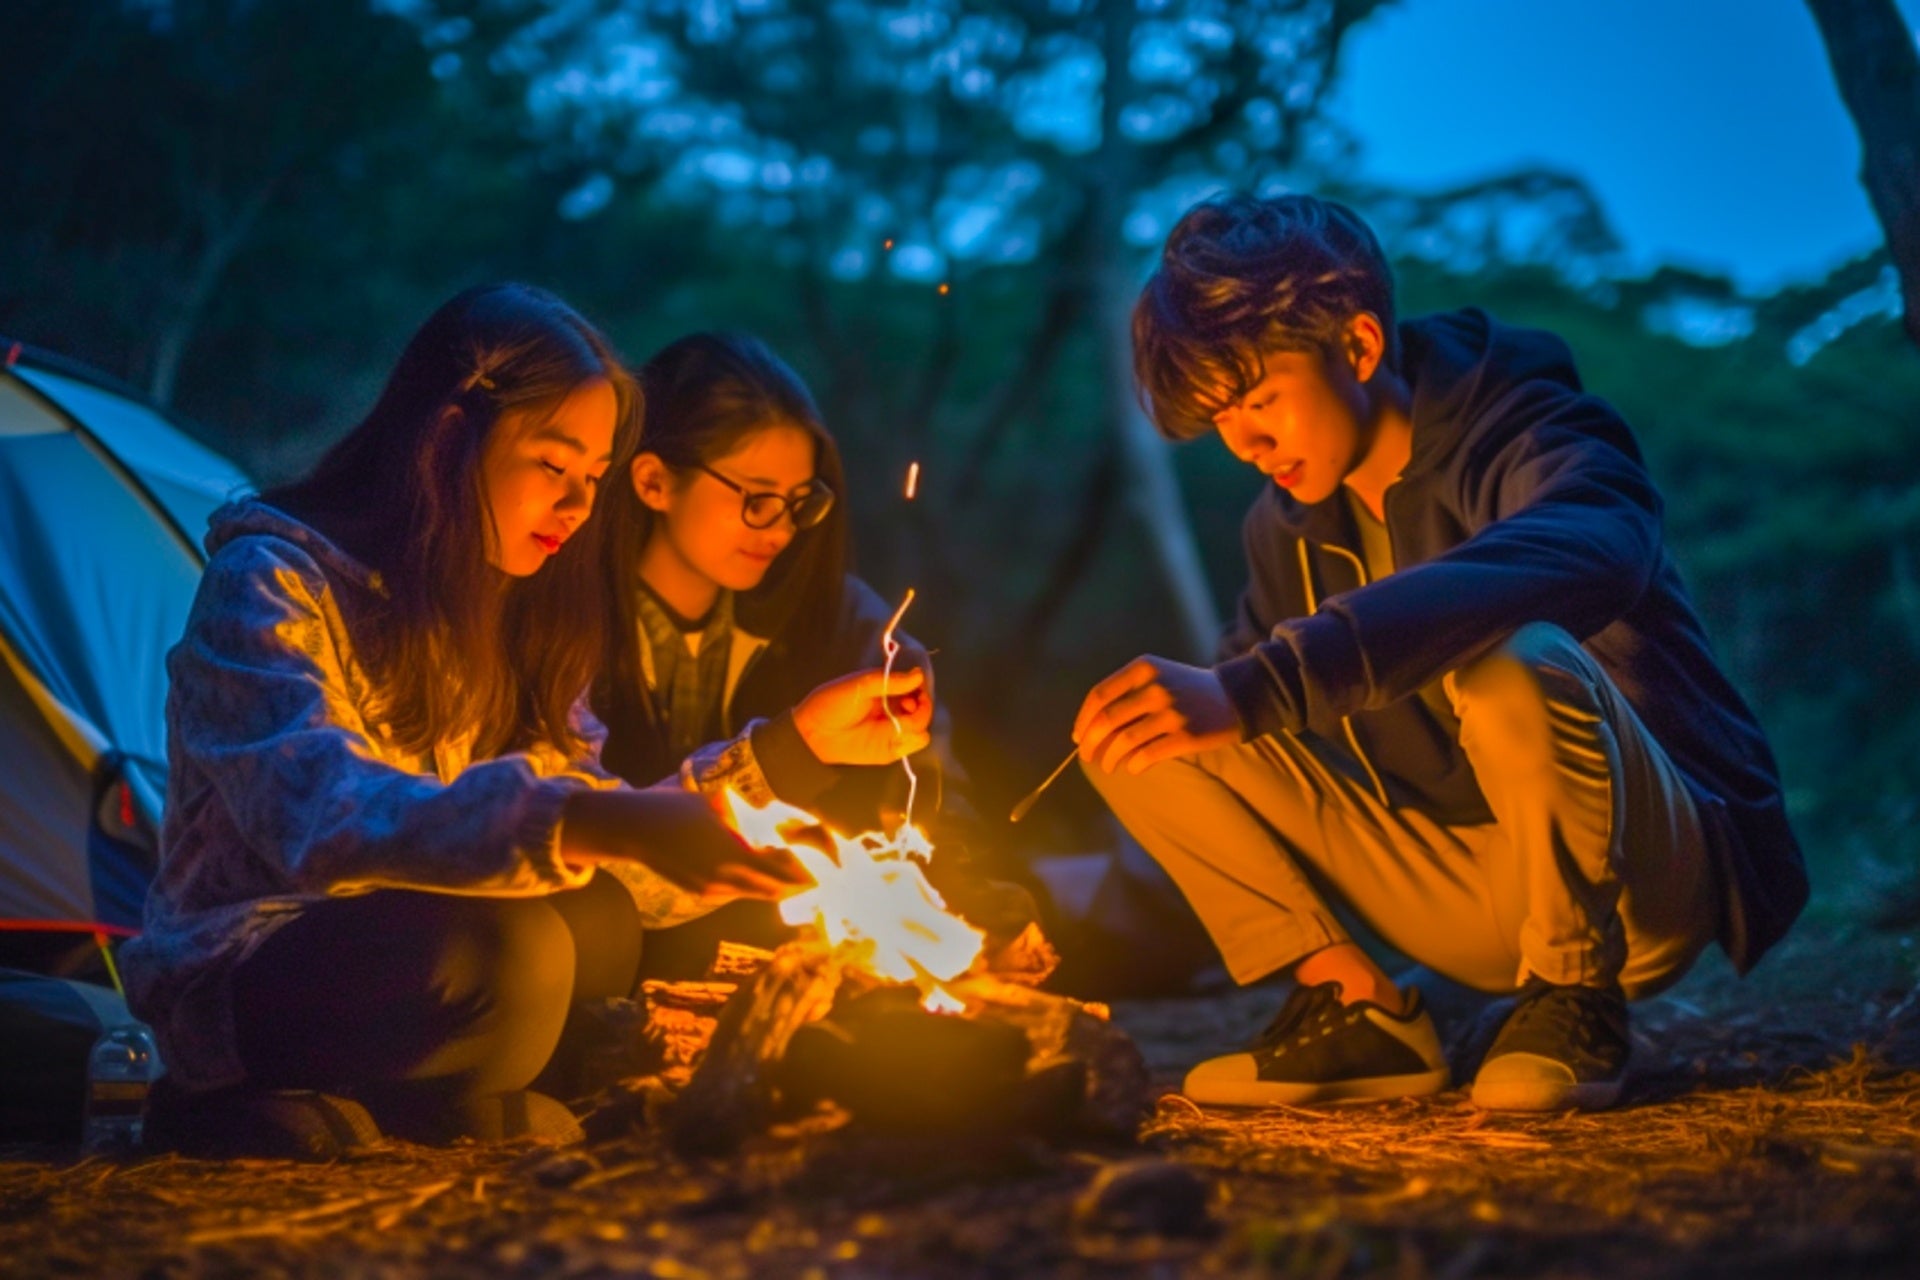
[0, 350, 251, 937]
[0, 637, 97, 927]
[13, 367, 249, 555]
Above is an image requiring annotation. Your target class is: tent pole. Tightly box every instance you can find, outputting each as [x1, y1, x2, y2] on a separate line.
[93, 931, 126, 999]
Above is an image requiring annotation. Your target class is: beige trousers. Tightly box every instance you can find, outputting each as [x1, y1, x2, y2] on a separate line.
[1084, 624, 1720, 999]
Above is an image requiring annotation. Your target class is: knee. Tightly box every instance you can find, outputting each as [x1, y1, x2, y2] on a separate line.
[1449, 624, 1598, 762]
[1450, 624, 1591, 717]
[1077, 748, 1198, 809]
[547, 871, 644, 999]
[430, 897, 576, 1033]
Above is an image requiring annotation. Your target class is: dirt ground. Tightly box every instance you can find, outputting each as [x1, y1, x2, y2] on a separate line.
[4, 919, 1917, 1280]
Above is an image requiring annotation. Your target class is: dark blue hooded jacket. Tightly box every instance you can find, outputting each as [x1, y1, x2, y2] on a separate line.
[1212, 308, 1807, 973]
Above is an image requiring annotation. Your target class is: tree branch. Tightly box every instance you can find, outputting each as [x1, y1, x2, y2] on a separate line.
[148, 172, 283, 406]
[796, 262, 869, 435]
[953, 245, 1090, 503]
[903, 283, 963, 449]
[1809, 0, 1920, 351]
[976, 438, 1122, 706]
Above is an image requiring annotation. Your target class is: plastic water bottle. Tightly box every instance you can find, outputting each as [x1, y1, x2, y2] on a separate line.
[82, 1024, 161, 1153]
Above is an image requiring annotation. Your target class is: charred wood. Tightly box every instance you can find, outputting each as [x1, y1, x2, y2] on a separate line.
[662, 940, 1149, 1155]
[667, 944, 847, 1156]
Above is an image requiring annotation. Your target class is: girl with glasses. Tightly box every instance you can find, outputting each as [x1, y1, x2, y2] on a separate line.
[594, 332, 959, 975]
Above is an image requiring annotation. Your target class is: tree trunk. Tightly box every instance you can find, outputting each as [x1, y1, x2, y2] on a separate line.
[148, 179, 279, 407]
[1808, 0, 1920, 351]
[977, 440, 1120, 704]
[1088, 0, 1221, 660]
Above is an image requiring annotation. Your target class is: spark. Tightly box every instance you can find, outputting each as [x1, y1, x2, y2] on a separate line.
[904, 461, 920, 500]
[937, 282, 950, 296]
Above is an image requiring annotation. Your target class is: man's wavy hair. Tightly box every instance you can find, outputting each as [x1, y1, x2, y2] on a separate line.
[1133, 194, 1399, 441]
[266, 283, 642, 760]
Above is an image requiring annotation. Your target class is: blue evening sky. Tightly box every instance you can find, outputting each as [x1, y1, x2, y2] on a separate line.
[1325, 0, 1920, 293]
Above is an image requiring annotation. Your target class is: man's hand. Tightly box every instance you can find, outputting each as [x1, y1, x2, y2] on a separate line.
[793, 666, 934, 766]
[1073, 656, 1246, 775]
[560, 788, 811, 902]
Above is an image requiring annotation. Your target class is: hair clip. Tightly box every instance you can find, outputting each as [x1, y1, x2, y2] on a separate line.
[462, 370, 496, 394]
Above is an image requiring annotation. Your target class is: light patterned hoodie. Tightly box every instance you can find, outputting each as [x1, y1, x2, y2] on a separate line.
[123, 500, 778, 1092]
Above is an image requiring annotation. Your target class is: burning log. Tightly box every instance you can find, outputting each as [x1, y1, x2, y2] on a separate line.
[664, 940, 1151, 1156]
[567, 943, 774, 1135]
[708, 940, 775, 981]
[652, 785, 1147, 1156]
[948, 975, 1149, 1141]
[977, 919, 1060, 988]
[775, 985, 1035, 1135]
[666, 943, 847, 1155]
[637, 980, 735, 1086]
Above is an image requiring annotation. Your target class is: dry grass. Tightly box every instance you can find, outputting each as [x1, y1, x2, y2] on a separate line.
[1147, 1050, 1920, 1269]
[2, 924, 1916, 1278]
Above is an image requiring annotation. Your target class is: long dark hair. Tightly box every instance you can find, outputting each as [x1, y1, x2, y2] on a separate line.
[265, 283, 642, 760]
[596, 332, 849, 741]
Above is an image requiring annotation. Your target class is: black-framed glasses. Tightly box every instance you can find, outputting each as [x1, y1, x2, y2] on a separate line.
[694, 463, 836, 530]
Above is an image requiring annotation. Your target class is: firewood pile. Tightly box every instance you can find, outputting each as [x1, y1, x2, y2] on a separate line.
[579, 935, 1153, 1158]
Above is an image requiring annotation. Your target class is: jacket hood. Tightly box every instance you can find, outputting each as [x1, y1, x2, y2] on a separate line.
[1251, 308, 1587, 538]
[1401, 307, 1583, 472]
[203, 498, 383, 594]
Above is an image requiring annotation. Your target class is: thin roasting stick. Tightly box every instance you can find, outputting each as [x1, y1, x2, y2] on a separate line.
[880, 587, 919, 826]
[879, 465, 922, 826]
[1008, 745, 1078, 823]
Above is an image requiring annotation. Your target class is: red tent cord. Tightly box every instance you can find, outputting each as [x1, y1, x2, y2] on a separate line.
[0, 919, 138, 937]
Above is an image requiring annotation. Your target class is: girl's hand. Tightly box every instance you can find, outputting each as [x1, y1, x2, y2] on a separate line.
[793, 666, 934, 766]
[560, 788, 810, 901]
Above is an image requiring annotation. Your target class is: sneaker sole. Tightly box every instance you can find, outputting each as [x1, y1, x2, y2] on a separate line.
[1470, 1076, 1623, 1112]
[1184, 1066, 1450, 1108]
[148, 1089, 382, 1160]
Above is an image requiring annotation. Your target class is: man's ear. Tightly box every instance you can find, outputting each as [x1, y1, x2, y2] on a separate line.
[630, 452, 676, 512]
[1345, 312, 1387, 382]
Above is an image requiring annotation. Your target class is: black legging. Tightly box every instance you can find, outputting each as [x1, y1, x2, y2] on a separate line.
[229, 871, 641, 1141]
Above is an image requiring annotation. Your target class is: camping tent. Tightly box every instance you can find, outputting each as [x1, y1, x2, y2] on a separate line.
[0, 338, 251, 964]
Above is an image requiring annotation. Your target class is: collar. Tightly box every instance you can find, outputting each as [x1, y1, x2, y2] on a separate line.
[634, 580, 735, 656]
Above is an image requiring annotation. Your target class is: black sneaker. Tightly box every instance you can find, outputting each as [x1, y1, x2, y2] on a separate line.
[1182, 981, 1449, 1107]
[1470, 978, 1628, 1111]
[145, 1081, 383, 1160]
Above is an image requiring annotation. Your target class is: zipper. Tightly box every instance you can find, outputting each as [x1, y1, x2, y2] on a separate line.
[1296, 537, 1392, 808]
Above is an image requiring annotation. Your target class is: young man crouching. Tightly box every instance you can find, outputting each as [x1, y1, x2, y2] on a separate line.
[1074, 194, 1807, 1111]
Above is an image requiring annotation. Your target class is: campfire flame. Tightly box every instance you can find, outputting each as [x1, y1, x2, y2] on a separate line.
[721, 790, 983, 1012]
